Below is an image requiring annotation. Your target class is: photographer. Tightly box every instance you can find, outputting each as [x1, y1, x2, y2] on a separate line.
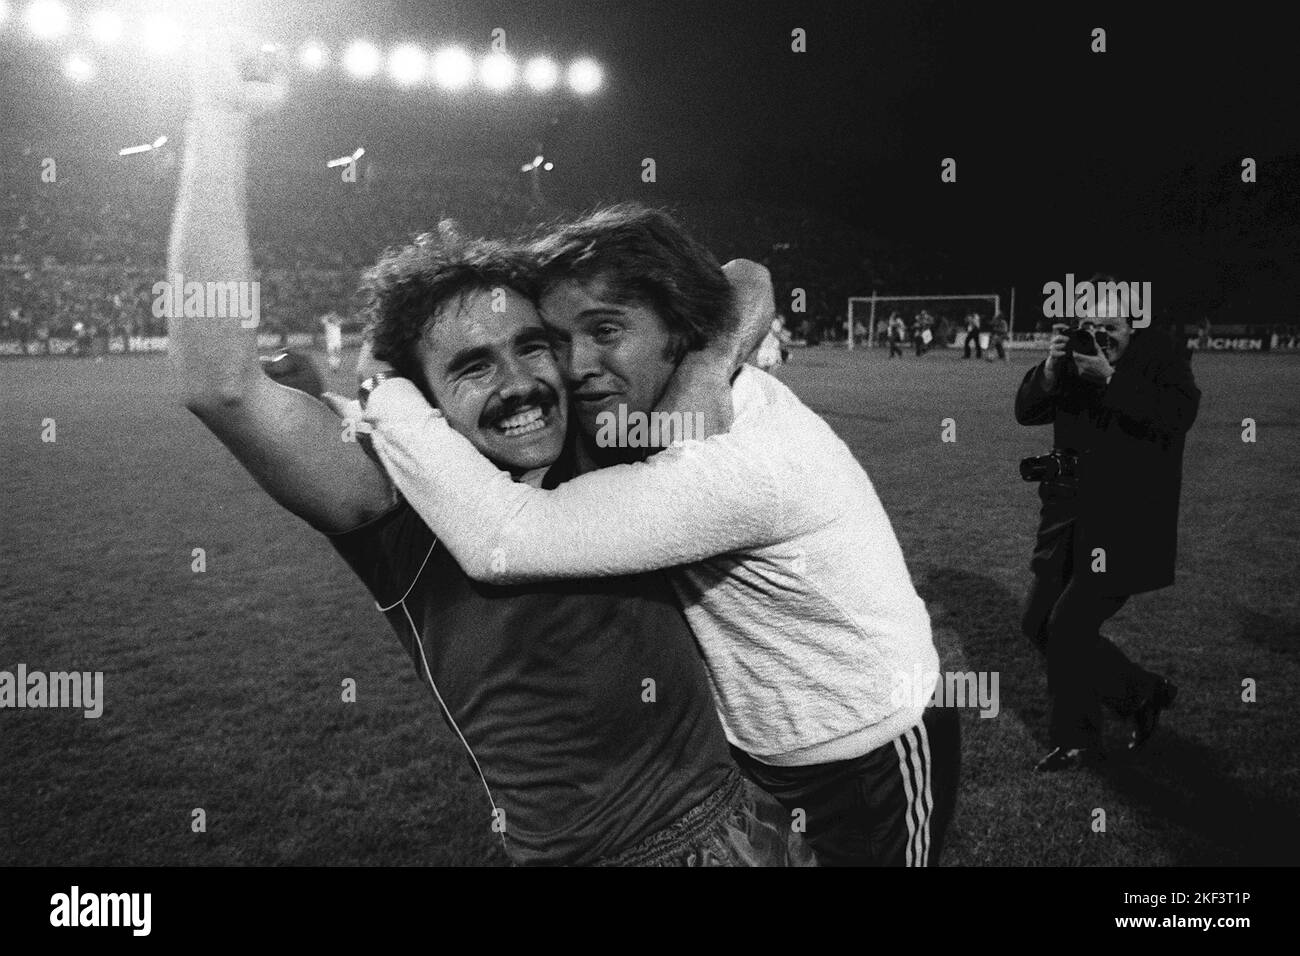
[1015, 298, 1200, 772]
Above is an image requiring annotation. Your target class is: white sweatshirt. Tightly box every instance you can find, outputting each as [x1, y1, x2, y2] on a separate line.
[366, 366, 938, 765]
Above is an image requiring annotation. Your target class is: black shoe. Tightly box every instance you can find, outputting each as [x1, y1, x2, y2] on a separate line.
[1034, 746, 1098, 772]
[1129, 678, 1178, 751]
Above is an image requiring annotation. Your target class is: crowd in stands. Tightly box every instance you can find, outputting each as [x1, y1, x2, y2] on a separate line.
[14, 153, 1293, 355]
[3, 149, 961, 352]
[0, 155, 564, 348]
[5, 145, 1298, 355]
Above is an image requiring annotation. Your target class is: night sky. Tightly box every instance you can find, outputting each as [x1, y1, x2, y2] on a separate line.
[4, 0, 1297, 306]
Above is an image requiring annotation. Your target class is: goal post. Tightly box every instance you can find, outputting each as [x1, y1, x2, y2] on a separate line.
[846, 292, 1013, 349]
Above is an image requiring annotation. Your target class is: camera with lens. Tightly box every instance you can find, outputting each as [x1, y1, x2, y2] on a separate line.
[1019, 447, 1081, 484]
[1061, 321, 1112, 358]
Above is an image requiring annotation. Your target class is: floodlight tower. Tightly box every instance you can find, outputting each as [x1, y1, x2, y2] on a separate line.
[520, 143, 554, 204]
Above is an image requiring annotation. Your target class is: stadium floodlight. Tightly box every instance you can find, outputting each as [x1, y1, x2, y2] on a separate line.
[343, 39, 381, 79]
[298, 40, 327, 72]
[523, 56, 559, 92]
[0, 1, 7, 28]
[326, 146, 365, 169]
[388, 44, 427, 85]
[63, 53, 93, 82]
[480, 52, 517, 91]
[119, 135, 167, 156]
[567, 57, 603, 95]
[431, 46, 473, 89]
[141, 15, 182, 54]
[88, 9, 121, 44]
[25, 0, 69, 40]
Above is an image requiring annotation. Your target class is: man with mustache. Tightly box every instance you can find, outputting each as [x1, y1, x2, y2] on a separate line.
[363, 204, 961, 866]
[168, 24, 782, 866]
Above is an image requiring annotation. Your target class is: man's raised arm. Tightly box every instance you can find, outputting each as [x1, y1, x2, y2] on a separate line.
[168, 18, 392, 532]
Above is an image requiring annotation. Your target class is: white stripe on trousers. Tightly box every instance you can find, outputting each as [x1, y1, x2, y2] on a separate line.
[892, 721, 935, 866]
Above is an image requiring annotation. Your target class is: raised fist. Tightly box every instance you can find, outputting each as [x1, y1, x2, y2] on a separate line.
[185, 5, 286, 117]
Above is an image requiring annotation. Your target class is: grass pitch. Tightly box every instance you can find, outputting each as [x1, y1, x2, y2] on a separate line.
[2, 346, 1297, 865]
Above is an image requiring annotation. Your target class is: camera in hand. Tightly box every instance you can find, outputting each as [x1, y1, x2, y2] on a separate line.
[1020, 447, 1081, 483]
[1062, 321, 1111, 358]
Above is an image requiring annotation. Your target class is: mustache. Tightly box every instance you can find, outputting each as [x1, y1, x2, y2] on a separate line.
[480, 385, 559, 428]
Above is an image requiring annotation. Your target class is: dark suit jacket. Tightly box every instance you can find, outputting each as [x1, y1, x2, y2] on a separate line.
[1015, 329, 1201, 595]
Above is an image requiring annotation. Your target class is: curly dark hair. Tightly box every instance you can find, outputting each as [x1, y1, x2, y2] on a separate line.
[529, 203, 736, 361]
[359, 222, 538, 395]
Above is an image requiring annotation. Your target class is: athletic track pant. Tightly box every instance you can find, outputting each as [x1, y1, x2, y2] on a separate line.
[730, 705, 960, 866]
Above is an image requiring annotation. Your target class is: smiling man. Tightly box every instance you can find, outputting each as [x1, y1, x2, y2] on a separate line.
[364, 204, 961, 866]
[328, 231, 763, 864]
[167, 26, 776, 866]
[527, 208, 738, 470]
[357, 233, 567, 477]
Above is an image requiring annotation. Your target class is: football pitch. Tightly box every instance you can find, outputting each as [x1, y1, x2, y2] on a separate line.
[2, 346, 1297, 866]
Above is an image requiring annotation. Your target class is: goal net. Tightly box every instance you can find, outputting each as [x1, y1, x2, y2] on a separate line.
[846, 293, 1005, 349]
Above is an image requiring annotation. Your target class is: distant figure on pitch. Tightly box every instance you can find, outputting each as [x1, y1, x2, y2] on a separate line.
[887, 312, 906, 359]
[320, 312, 344, 372]
[987, 311, 1008, 362]
[962, 311, 984, 359]
[913, 310, 934, 355]
[754, 314, 792, 371]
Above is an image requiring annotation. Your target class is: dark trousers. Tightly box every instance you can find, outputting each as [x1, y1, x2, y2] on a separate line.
[889, 336, 904, 358]
[963, 330, 982, 358]
[1022, 515, 1160, 748]
[731, 705, 961, 866]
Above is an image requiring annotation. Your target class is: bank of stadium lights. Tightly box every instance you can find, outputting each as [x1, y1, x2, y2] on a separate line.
[25, 0, 69, 40]
[388, 44, 427, 85]
[1, 13, 604, 97]
[480, 52, 516, 91]
[299, 40, 327, 72]
[343, 39, 381, 79]
[523, 56, 559, 92]
[567, 57, 602, 95]
[431, 46, 473, 89]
